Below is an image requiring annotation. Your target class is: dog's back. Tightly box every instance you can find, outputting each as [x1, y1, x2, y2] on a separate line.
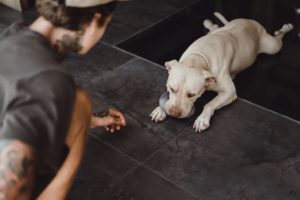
[181, 17, 265, 75]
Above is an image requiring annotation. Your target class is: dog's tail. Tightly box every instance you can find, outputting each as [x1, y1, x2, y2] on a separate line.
[214, 12, 229, 25]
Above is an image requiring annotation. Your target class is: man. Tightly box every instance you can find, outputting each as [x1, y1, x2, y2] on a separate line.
[0, 0, 126, 199]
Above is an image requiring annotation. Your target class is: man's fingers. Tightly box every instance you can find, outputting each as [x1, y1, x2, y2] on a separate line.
[109, 109, 126, 126]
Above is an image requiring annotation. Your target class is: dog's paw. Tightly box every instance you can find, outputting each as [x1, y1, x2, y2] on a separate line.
[193, 114, 211, 133]
[275, 23, 294, 36]
[150, 107, 167, 122]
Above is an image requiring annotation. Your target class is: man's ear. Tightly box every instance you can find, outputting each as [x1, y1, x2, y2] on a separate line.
[165, 60, 178, 71]
[84, 13, 102, 35]
[203, 70, 216, 87]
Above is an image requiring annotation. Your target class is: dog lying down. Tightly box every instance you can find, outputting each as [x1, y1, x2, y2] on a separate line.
[150, 12, 293, 133]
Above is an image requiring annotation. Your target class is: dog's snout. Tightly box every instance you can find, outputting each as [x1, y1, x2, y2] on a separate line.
[170, 107, 182, 118]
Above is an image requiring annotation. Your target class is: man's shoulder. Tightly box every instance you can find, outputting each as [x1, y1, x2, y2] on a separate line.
[30, 70, 75, 93]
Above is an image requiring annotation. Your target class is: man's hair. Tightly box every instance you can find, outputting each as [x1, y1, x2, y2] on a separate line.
[35, 0, 117, 54]
[36, 0, 117, 30]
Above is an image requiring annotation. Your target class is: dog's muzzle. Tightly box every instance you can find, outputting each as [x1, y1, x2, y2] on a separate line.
[159, 91, 195, 118]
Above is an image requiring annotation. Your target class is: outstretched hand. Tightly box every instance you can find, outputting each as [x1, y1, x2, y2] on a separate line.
[90, 108, 126, 133]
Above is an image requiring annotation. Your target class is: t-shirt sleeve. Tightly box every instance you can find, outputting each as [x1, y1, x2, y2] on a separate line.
[0, 71, 75, 170]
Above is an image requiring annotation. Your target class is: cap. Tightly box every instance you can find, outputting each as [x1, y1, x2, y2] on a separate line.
[65, 0, 127, 8]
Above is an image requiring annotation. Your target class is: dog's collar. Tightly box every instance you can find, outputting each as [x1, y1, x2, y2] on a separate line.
[189, 52, 211, 72]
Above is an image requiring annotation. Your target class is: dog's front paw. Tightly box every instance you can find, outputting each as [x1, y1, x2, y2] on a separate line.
[193, 114, 211, 133]
[150, 106, 167, 122]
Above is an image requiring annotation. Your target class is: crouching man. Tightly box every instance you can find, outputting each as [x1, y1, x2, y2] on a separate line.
[0, 0, 126, 199]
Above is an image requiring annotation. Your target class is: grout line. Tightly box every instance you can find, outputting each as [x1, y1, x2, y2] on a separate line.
[239, 97, 300, 125]
[89, 133, 198, 199]
[100, 41, 167, 70]
[140, 129, 193, 167]
[113, 0, 200, 46]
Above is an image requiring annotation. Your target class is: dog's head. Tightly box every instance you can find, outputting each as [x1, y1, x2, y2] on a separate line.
[164, 60, 215, 118]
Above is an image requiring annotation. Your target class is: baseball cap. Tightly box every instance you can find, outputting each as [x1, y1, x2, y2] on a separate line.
[65, 0, 128, 8]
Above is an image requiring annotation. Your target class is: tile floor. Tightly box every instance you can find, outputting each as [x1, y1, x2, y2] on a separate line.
[1, 1, 300, 199]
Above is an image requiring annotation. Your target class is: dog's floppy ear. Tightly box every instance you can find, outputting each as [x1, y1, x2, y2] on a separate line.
[165, 60, 178, 71]
[203, 70, 216, 87]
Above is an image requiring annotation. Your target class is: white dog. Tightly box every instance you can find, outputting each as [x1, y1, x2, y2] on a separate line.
[150, 12, 293, 133]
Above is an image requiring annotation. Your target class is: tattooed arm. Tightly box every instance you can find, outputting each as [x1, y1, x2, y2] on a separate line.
[0, 140, 36, 200]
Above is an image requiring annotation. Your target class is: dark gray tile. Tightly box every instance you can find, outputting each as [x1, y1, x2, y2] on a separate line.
[161, 0, 199, 9]
[67, 135, 139, 200]
[83, 91, 166, 163]
[104, 166, 197, 200]
[88, 58, 193, 141]
[102, 0, 178, 45]
[144, 100, 300, 200]
[62, 43, 133, 86]
[91, 114, 165, 162]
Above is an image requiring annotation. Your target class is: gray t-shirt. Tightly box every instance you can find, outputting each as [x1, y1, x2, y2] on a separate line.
[0, 23, 75, 171]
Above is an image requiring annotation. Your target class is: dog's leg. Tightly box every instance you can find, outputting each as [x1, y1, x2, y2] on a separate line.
[214, 12, 229, 25]
[260, 23, 293, 55]
[150, 106, 167, 122]
[193, 78, 237, 133]
[274, 23, 294, 37]
[203, 19, 219, 32]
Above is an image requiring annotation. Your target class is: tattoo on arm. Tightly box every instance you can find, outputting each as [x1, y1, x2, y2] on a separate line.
[0, 140, 36, 200]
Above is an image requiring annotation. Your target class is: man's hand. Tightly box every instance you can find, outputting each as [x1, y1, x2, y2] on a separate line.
[90, 108, 126, 133]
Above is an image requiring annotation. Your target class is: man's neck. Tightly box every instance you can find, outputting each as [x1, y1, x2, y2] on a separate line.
[29, 17, 75, 47]
[29, 17, 53, 40]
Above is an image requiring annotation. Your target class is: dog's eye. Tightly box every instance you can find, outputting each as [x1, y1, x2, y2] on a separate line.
[169, 87, 175, 93]
[187, 93, 196, 98]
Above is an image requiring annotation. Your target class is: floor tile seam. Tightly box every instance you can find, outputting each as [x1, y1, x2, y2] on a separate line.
[89, 45, 134, 62]
[80, 57, 137, 86]
[90, 131, 146, 165]
[90, 90, 175, 143]
[140, 127, 195, 166]
[113, 0, 201, 46]
[137, 162, 199, 199]
[88, 133, 142, 197]
[89, 133, 198, 198]
[100, 41, 167, 70]
[239, 98, 300, 125]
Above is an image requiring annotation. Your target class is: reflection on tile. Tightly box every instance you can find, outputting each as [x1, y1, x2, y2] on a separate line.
[104, 166, 197, 200]
[144, 100, 300, 199]
[103, 0, 180, 45]
[67, 136, 139, 200]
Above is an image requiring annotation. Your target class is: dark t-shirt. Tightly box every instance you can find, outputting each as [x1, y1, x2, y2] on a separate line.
[0, 23, 75, 171]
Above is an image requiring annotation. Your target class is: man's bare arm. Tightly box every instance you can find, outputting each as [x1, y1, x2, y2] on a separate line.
[0, 139, 36, 200]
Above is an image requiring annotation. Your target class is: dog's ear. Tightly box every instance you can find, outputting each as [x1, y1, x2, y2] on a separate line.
[165, 60, 178, 71]
[203, 70, 216, 87]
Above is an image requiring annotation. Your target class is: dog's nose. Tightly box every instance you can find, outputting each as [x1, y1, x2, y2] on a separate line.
[170, 107, 182, 118]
